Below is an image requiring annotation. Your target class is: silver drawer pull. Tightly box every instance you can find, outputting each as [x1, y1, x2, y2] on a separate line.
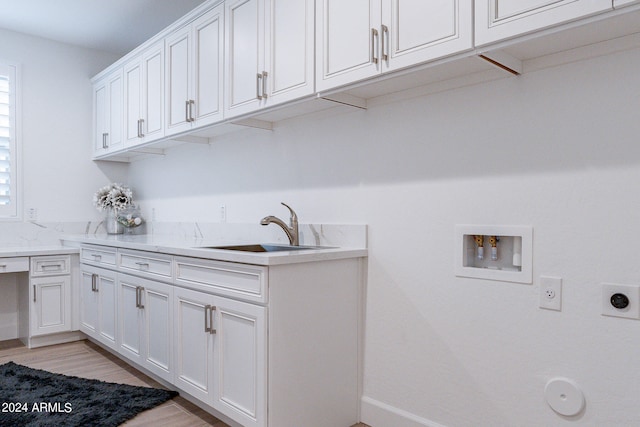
[0, 264, 6, 269]
[41, 263, 63, 270]
[91, 254, 102, 261]
[204, 305, 211, 333]
[135, 262, 150, 269]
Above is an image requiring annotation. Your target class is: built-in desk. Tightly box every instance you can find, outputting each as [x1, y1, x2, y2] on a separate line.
[0, 247, 81, 348]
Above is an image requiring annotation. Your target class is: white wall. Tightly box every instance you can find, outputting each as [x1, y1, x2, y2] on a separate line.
[0, 28, 127, 223]
[129, 46, 640, 426]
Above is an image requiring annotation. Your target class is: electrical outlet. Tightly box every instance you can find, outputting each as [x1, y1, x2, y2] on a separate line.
[220, 205, 226, 223]
[602, 283, 640, 319]
[27, 208, 37, 221]
[539, 276, 562, 311]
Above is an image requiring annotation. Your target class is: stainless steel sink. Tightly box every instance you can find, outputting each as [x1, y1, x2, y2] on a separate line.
[196, 244, 329, 253]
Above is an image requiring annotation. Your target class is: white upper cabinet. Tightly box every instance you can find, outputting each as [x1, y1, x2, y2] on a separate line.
[316, 0, 472, 92]
[93, 69, 123, 156]
[225, 0, 314, 118]
[124, 41, 164, 147]
[475, 0, 612, 46]
[166, 3, 224, 136]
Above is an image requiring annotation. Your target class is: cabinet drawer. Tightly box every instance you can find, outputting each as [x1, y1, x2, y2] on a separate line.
[30, 255, 71, 276]
[0, 257, 29, 273]
[175, 256, 268, 303]
[81, 245, 117, 267]
[118, 249, 173, 280]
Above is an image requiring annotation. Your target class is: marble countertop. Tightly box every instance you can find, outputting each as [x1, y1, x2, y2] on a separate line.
[62, 234, 367, 266]
[0, 246, 79, 258]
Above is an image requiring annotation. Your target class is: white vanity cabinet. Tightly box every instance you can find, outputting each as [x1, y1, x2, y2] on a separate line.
[117, 273, 173, 383]
[123, 41, 165, 147]
[474, 0, 612, 46]
[80, 264, 118, 351]
[225, 0, 315, 118]
[28, 256, 72, 337]
[166, 3, 225, 136]
[315, 0, 472, 92]
[93, 69, 123, 156]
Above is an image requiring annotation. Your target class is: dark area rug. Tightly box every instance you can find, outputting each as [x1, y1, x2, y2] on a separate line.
[0, 361, 178, 426]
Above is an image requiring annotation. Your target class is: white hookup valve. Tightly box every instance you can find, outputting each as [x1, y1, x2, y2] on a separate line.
[489, 235, 498, 261]
[474, 235, 484, 260]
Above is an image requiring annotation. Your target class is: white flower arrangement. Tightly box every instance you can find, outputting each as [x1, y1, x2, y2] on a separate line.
[93, 183, 133, 211]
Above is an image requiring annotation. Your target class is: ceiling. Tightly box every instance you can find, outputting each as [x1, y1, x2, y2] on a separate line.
[0, 0, 208, 56]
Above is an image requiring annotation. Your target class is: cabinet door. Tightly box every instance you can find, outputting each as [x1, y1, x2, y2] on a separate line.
[142, 280, 173, 383]
[166, 26, 193, 135]
[142, 42, 165, 141]
[381, 0, 472, 72]
[212, 296, 266, 427]
[80, 269, 99, 336]
[316, 0, 381, 92]
[30, 276, 71, 336]
[124, 59, 142, 146]
[263, 0, 315, 106]
[475, 0, 612, 46]
[225, 0, 265, 117]
[193, 4, 224, 127]
[97, 272, 118, 350]
[117, 277, 143, 364]
[93, 82, 107, 154]
[174, 287, 215, 404]
[106, 71, 124, 152]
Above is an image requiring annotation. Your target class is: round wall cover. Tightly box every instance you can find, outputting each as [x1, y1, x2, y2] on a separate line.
[544, 378, 585, 416]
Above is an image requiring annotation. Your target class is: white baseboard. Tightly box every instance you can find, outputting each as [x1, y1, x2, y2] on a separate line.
[361, 396, 447, 427]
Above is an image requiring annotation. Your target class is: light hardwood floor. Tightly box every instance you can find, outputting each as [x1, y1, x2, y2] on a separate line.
[0, 339, 369, 427]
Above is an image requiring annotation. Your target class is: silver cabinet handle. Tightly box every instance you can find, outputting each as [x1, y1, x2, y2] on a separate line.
[209, 306, 216, 335]
[136, 286, 145, 309]
[41, 263, 63, 270]
[204, 304, 211, 333]
[33, 285, 36, 303]
[189, 100, 195, 122]
[137, 119, 145, 138]
[256, 73, 263, 100]
[185, 100, 190, 122]
[91, 273, 98, 292]
[135, 261, 150, 269]
[102, 133, 108, 149]
[371, 28, 379, 64]
[91, 254, 102, 261]
[381, 25, 389, 62]
[262, 71, 268, 99]
[0, 265, 6, 269]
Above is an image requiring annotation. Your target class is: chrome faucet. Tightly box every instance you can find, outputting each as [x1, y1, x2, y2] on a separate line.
[260, 202, 299, 246]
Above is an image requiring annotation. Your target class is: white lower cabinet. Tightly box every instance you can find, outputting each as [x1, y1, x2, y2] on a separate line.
[174, 286, 266, 427]
[30, 275, 71, 336]
[80, 264, 118, 351]
[118, 274, 173, 383]
[79, 245, 362, 427]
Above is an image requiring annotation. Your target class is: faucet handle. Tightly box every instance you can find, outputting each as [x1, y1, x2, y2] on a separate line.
[280, 202, 298, 225]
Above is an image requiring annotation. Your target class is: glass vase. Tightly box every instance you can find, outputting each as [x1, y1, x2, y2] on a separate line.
[105, 208, 124, 234]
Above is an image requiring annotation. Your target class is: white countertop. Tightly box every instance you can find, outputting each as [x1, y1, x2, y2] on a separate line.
[0, 246, 79, 258]
[62, 234, 367, 266]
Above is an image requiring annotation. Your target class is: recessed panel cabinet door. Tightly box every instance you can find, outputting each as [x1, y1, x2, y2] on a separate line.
[173, 287, 215, 405]
[264, 0, 315, 105]
[225, 0, 264, 116]
[142, 43, 164, 141]
[193, 6, 224, 126]
[475, 0, 612, 46]
[166, 27, 192, 135]
[80, 269, 99, 336]
[213, 297, 266, 427]
[98, 273, 118, 351]
[316, 0, 381, 92]
[143, 282, 173, 382]
[124, 59, 142, 145]
[30, 276, 71, 336]
[381, 0, 472, 72]
[118, 278, 143, 364]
